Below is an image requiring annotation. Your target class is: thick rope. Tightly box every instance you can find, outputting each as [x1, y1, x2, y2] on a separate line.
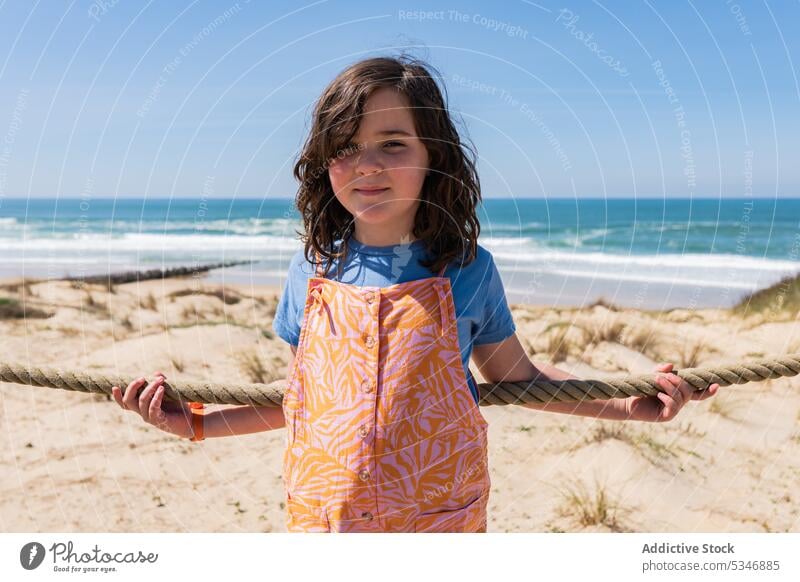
[1, 353, 798, 407]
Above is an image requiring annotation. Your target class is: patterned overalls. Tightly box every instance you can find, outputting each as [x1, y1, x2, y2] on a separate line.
[281, 247, 491, 532]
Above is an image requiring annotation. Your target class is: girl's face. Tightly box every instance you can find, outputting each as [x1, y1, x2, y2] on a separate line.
[328, 87, 430, 245]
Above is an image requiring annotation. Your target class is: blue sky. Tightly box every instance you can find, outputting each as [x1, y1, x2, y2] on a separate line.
[0, 0, 797, 199]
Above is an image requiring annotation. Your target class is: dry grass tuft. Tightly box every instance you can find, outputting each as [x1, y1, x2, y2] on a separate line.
[587, 423, 630, 444]
[83, 291, 110, 315]
[235, 349, 270, 383]
[732, 272, 800, 319]
[141, 292, 158, 311]
[180, 304, 199, 322]
[116, 314, 134, 331]
[169, 287, 241, 305]
[542, 322, 586, 363]
[545, 327, 572, 363]
[586, 318, 627, 345]
[170, 356, 185, 373]
[208, 304, 225, 319]
[57, 326, 82, 337]
[556, 477, 630, 531]
[677, 339, 716, 368]
[0, 296, 51, 319]
[620, 323, 662, 362]
[587, 296, 619, 311]
[581, 423, 698, 469]
[708, 395, 746, 421]
[0, 278, 38, 297]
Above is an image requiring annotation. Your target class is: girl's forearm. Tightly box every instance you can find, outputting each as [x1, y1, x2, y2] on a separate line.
[520, 361, 630, 421]
[202, 405, 286, 438]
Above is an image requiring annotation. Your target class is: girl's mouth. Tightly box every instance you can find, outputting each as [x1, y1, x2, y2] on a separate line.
[354, 188, 389, 196]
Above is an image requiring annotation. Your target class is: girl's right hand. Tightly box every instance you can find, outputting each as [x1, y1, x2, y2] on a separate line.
[111, 371, 193, 439]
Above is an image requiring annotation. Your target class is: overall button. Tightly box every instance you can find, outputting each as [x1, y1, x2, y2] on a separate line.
[361, 511, 374, 521]
[357, 425, 370, 438]
[360, 378, 374, 393]
[364, 335, 375, 348]
[358, 469, 370, 481]
[363, 291, 375, 304]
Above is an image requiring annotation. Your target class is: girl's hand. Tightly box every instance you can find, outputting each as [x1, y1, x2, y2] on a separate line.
[624, 362, 721, 422]
[111, 371, 193, 438]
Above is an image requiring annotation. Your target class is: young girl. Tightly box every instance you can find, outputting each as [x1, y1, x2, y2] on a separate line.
[112, 55, 720, 533]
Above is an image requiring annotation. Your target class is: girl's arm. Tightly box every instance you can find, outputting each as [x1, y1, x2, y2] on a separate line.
[202, 405, 286, 437]
[471, 334, 630, 421]
[201, 345, 297, 438]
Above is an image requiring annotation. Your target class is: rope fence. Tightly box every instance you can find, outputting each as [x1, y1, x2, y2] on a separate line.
[1, 353, 798, 407]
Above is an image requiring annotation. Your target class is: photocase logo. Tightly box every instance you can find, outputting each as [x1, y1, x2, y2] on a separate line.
[19, 542, 46, 570]
[16, 539, 157, 574]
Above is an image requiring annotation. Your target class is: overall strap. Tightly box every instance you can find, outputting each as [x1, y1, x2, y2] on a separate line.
[436, 260, 448, 278]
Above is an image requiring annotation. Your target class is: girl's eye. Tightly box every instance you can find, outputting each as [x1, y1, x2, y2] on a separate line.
[383, 141, 405, 149]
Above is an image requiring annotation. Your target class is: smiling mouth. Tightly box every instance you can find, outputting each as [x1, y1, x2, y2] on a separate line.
[354, 188, 389, 195]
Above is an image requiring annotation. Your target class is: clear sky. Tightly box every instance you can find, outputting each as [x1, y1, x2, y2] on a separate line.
[0, 0, 797, 199]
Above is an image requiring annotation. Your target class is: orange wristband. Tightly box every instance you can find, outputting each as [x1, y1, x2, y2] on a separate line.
[189, 402, 205, 442]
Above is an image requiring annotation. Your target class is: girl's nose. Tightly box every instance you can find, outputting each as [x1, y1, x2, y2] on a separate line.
[355, 148, 383, 175]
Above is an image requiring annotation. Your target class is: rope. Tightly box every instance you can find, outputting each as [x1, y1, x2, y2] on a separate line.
[1, 353, 798, 407]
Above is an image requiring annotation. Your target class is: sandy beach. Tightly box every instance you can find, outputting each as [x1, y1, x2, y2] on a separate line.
[1, 274, 798, 533]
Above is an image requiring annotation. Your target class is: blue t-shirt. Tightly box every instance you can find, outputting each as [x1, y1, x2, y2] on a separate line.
[272, 237, 517, 404]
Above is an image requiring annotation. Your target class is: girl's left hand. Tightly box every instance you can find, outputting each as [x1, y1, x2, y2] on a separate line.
[624, 362, 721, 422]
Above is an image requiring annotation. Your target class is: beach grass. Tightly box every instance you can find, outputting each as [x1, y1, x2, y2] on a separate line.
[0, 296, 51, 319]
[140, 292, 159, 311]
[732, 272, 800, 319]
[556, 477, 629, 531]
[169, 287, 242, 305]
[235, 348, 272, 383]
[586, 318, 627, 345]
[542, 322, 586, 363]
[620, 323, 663, 362]
[676, 339, 716, 368]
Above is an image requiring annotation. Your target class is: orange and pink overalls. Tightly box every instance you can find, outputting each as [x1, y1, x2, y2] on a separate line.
[281, 249, 491, 532]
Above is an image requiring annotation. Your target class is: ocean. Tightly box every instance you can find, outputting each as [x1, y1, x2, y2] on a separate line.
[1, 197, 798, 310]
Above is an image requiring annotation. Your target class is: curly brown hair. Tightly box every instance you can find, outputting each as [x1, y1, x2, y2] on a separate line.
[293, 54, 482, 278]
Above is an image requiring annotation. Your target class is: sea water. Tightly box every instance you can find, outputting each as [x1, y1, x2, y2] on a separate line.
[1, 197, 798, 309]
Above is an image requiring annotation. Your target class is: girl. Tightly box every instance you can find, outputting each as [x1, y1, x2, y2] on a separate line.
[112, 55, 720, 533]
